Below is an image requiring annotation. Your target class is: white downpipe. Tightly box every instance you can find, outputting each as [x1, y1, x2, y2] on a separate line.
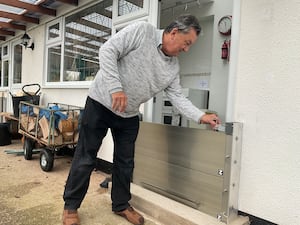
[225, 0, 241, 122]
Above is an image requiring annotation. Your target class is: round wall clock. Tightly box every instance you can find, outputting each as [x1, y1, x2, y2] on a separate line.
[218, 15, 232, 35]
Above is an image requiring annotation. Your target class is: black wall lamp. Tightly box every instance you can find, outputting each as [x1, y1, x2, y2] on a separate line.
[21, 32, 34, 50]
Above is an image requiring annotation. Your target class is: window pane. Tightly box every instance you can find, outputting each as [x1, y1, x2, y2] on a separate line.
[48, 22, 60, 40]
[3, 60, 8, 87]
[118, 0, 144, 16]
[47, 45, 61, 82]
[63, 0, 112, 82]
[13, 45, 22, 84]
[3, 46, 8, 56]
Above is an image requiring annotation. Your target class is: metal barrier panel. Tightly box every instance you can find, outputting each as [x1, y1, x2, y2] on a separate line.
[133, 122, 243, 224]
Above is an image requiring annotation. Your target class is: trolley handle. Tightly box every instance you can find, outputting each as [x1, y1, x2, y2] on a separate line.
[22, 83, 41, 96]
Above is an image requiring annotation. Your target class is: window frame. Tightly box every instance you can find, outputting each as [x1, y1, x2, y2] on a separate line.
[11, 40, 23, 88]
[45, 41, 63, 85]
[43, 0, 152, 88]
[0, 44, 10, 89]
[113, 0, 150, 26]
[45, 18, 64, 86]
[44, 1, 113, 88]
[2, 44, 9, 58]
[46, 18, 63, 45]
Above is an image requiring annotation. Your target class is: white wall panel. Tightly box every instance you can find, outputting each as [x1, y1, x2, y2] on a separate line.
[236, 1, 300, 224]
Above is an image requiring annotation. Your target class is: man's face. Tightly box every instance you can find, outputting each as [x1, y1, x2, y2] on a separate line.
[162, 28, 198, 57]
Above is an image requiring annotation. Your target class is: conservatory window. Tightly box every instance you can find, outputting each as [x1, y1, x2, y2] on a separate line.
[118, 0, 144, 16]
[63, 0, 112, 82]
[45, 0, 112, 84]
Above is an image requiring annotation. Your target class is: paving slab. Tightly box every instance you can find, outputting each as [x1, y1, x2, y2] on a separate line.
[0, 140, 162, 225]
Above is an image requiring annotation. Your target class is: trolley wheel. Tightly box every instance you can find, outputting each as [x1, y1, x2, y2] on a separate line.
[23, 137, 34, 160]
[40, 149, 54, 172]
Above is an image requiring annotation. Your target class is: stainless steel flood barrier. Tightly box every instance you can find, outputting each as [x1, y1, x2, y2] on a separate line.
[133, 122, 243, 223]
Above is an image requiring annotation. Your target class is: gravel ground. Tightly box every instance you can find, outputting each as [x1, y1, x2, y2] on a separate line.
[0, 139, 162, 225]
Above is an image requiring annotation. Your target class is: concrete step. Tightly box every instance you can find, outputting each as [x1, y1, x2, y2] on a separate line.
[129, 183, 250, 225]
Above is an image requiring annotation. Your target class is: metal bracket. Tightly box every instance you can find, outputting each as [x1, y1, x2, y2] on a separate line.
[225, 122, 234, 135]
[217, 212, 228, 222]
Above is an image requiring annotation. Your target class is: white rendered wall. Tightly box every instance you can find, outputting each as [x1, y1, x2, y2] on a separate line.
[234, 1, 300, 224]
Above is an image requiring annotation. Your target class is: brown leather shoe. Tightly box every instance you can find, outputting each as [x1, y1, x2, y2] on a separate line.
[63, 209, 80, 225]
[114, 206, 144, 225]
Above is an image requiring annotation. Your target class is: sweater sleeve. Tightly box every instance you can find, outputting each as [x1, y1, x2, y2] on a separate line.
[98, 21, 147, 94]
[165, 75, 205, 123]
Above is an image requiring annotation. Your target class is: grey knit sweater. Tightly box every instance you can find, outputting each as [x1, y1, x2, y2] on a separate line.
[88, 21, 205, 123]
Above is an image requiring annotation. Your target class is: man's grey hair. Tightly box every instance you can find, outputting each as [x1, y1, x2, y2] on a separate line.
[164, 14, 201, 36]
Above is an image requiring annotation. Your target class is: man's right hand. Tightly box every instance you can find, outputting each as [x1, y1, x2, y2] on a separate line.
[111, 91, 128, 112]
[199, 113, 221, 129]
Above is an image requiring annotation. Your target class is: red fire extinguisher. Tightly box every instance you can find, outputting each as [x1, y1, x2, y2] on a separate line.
[221, 40, 229, 60]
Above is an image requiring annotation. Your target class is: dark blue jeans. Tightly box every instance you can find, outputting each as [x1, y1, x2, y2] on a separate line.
[63, 96, 140, 212]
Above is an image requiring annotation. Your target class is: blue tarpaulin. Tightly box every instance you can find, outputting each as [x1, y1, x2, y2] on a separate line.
[21, 105, 68, 128]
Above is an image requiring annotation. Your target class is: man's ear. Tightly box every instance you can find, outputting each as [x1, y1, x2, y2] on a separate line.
[170, 28, 178, 40]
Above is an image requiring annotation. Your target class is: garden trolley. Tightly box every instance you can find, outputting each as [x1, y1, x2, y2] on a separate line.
[18, 101, 83, 172]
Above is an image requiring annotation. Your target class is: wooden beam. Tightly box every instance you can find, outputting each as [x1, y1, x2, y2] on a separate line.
[124, 0, 144, 8]
[56, 0, 78, 5]
[65, 45, 98, 58]
[0, 29, 15, 36]
[65, 37, 100, 53]
[0, 36, 6, 41]
[0, 0, 56, 16]
[65, 27, 108, 44]
[77, 18, 111, 35]
[100, 9, 113, 19]
[67, 7, 112, 22]
[0, 11, 39, 24]
[0, 22, 26, 31]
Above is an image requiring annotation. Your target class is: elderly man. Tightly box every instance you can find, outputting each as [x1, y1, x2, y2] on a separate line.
[63, 14, 220, 225]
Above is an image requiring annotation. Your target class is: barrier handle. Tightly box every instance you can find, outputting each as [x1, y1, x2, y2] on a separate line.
[22, 83, 41, 96]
